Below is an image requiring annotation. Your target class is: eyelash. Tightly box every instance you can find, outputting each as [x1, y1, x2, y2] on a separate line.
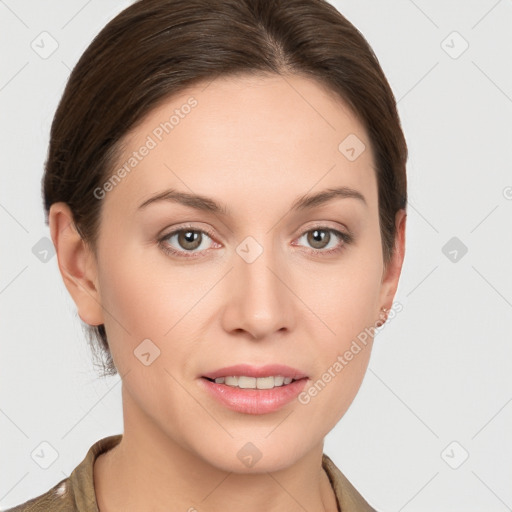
[157, 223, 353, 259]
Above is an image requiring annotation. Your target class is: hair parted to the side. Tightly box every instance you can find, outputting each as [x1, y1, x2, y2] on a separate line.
[42, 0, 408, 377]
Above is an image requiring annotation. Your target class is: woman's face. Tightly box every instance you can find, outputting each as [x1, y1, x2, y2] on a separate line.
[65, 73, 405, 472]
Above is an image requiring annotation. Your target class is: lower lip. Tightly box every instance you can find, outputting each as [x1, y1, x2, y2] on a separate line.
[199, 377, 308, 415]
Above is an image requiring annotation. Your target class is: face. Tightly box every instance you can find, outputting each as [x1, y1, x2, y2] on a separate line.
[58, 73, 404, 473]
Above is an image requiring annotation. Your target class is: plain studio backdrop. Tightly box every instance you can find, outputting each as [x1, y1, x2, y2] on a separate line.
[0, 1, 511, 511]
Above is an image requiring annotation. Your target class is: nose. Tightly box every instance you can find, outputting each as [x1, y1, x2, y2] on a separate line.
[220, 237, 296, 340]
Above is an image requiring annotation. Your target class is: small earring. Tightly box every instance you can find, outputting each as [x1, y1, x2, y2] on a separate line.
[377, 307, 388, 327]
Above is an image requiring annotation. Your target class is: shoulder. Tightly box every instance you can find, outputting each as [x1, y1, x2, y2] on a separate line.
[322, 453, 378, 512]
[3, 434, 122, 512]
[2, 478, 75, 512]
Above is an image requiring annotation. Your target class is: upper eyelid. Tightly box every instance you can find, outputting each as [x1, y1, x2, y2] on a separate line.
[161, 222, 349, 240]
[162, 224, 217, 240]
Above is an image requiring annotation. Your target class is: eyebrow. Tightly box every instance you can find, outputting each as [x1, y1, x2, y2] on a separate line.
[137, 186, 367, 215]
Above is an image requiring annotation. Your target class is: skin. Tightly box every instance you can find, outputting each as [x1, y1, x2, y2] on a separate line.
[49, 73, 406, 512]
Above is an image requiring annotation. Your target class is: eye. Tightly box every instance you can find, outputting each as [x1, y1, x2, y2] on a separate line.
[158, 225, 218, 258]
[158, 224, 353, 259]
[294, 226, 352, 255]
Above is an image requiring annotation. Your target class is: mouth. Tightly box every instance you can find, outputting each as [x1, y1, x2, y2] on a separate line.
[201, 364, 308, 387]
[199, 364, 309, 414]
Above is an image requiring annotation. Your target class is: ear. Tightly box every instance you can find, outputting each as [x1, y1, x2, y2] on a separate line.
[378, 208, 407, 311]
[48, 202, 104, 326]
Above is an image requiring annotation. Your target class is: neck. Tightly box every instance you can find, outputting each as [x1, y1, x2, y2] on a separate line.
[93, 390, 338, 512]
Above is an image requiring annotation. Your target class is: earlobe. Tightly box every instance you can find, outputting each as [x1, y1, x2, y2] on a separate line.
[48, 202, 104, 326]
[379, 209, 407, 312]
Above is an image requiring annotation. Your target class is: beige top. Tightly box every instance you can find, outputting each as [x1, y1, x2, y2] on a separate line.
[4, 434, 376, 511]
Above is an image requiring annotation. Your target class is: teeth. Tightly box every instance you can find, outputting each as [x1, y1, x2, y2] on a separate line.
[256, 376, 274, 389]
[225, 376, 238, 386]
[274, 376, 285, 386]
[211, 375, 296, 389]
[238, 376, 257, 389]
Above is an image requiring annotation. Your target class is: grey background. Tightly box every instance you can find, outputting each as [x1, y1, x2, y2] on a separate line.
[1, 1, 511, 510]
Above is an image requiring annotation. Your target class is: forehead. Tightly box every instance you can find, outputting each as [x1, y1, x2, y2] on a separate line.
[104, 73, 377, 214]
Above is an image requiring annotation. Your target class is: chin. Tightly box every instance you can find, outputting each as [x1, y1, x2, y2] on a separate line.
[191, 431, 315, 474]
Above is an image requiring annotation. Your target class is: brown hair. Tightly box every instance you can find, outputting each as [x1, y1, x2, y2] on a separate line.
[43, 0, 407, 377]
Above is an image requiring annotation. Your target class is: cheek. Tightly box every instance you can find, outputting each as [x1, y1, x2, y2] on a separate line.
[96, 244, 217, 374]
[302, 254, 383, 347]
[97, 241, 186, 333]
[296, 280, 379, 436]
[296, 250, 382, 421]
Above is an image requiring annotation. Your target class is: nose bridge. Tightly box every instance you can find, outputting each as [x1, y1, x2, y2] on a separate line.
[225, 233, 294, 337]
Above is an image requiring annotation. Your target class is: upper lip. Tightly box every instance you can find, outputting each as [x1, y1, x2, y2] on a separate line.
[202, 364, 308, 380]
